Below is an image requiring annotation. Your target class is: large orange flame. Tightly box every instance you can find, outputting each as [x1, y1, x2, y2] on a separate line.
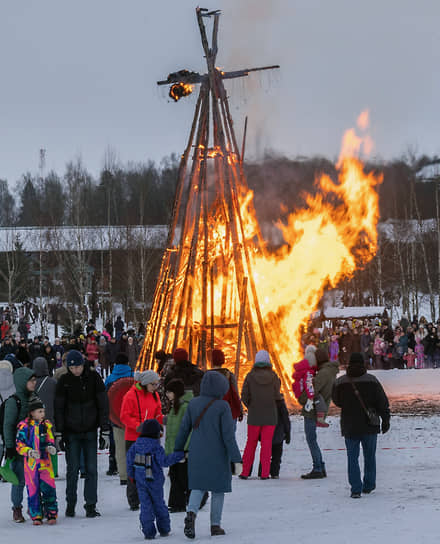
[142, 112, 382, 389]
[249, 111, 382, 378]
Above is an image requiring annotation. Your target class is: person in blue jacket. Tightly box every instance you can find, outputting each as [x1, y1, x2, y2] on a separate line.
[174, 371, 242, 539]
[126, 419, 184, 540]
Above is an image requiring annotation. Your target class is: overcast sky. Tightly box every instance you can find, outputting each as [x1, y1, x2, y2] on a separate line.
[1, 0, 439, 188]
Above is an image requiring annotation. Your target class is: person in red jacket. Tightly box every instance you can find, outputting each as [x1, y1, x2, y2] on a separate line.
[85, 336, 100, 370]
[120, 370, 163, 511]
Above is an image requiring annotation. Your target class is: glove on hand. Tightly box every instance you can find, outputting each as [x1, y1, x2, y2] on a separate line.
[6, 447, 17, 460]
[285, 433, 291, 445]
[381, 420, 390, 434]
[28, 449, 40, 459]
[238, 413, 244, 422]
[177, 451, 186, 463]
[99, 430, 110, 450]
[54, 433, 65, 452]
[46, 445, 57, 456]
[304, 399, 314, 412]
[232, 462, 243, 475]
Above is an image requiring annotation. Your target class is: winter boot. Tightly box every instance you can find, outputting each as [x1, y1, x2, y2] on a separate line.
[184, 511, 196, 539]
[84, 504, 101, 518]
[12, 507, 25, 523]
[316, 412, 329, 428]
[211, 525, 226, 536]
[301, 470, 325, 479]
[65, 504, 75, 517]
[47, 518, 57, 525]
[32, 519, 43, 525]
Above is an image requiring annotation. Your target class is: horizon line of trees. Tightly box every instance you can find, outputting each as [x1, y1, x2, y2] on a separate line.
[2, 149, 440, 329]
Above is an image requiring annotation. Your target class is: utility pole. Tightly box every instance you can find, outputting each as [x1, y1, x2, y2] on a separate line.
[38, 148, 47, 337]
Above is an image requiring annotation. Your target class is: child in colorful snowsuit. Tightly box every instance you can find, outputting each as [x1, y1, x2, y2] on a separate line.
[126, 419, 184, 539]
[292, 355, 328, 428]
[164, 379, 193, 512]
[15, 397, 58, 525]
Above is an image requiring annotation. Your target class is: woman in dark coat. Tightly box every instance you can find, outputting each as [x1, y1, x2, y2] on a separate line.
[239, 350, 281, 480]
[174, 371, 242, 538]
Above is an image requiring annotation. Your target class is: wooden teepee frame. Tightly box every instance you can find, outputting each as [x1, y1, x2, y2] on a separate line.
[139, 7, 289, 394]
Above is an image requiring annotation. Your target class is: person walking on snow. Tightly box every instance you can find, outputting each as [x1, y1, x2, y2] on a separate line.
[15, 397, 58, 525]
[164, 379, 193, 512]
[54, 349, 110, 518]
[332, 352, 390, 498]
[120, 370, 163, 511]
[3, 366, 37, 522]
[239, 349, 281, 480]
[292, 345, 329, 427]
[301, 348, 338, 480]
[175, 371, 242, 539]
[126, 419, 184, 539]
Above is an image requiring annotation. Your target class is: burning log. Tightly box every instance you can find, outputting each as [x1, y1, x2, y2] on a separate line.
[169, 82, 194, 102]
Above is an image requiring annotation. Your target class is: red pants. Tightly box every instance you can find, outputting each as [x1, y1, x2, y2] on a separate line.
[241, 425, 276, 479]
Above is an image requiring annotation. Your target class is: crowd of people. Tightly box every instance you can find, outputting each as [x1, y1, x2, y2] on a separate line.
[0, 316, 143, 378]
[306, 314, 440, 369]
[0, 313, 393, 539]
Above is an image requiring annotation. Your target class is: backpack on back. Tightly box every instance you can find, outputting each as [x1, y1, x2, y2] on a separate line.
[0, 394, 21, 444]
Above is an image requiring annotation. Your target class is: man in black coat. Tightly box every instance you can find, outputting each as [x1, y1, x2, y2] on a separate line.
[54, 350, 110, 518]
[332, 352, 390, 498]
[164, 348, 204, 396]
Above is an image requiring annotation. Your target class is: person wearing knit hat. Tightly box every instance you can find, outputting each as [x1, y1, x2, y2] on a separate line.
[300, 349, 339, 480]
[126, 418, 183, 539]
[173, 348, 188, 364]
[134, 370, 160, 386]
[209, 349, 243, 427]
[164, 379, 193, 512]
[0, 359, 16, 468]
[16, 394, 58, 524]
[164, 347, 204, 397]
[253, 349, 272, 368]
[304, 345, 317, 367]
[54, 347, 110, 518]
[240, 349, 282, 480]
[120, 367, 164, 511]
[333, 352, 390, 498]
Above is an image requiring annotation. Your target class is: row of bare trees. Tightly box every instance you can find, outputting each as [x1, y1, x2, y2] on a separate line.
[1, 150, 440, 329]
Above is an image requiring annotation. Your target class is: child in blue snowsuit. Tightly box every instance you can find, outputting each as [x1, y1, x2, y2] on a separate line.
[126, 419, 184, 539]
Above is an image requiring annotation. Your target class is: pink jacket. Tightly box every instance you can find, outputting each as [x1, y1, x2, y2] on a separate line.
[292, 359, 316, 400]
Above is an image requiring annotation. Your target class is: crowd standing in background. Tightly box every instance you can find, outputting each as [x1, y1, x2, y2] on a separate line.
[0, 309, 394, 537]
[301, 313, 440, 370]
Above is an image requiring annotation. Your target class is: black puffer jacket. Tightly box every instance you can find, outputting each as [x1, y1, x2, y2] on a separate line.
[54, 366, 109, 434]
[332, 366, 390, 438]
[164, 360, 204, 396]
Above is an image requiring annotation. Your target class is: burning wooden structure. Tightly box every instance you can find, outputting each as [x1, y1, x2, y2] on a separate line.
[138, 7, 290, 393]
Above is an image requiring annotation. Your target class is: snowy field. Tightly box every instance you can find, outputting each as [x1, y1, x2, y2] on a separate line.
[1, 412, 439, 544]
[1, 371, 440, 542]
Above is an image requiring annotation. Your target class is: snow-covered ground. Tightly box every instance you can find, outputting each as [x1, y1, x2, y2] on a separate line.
[2, 371, 439, 542]
[1, 413, 439, 543]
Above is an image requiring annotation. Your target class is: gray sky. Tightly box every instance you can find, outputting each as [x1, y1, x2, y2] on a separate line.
[1, 0, 439, 187]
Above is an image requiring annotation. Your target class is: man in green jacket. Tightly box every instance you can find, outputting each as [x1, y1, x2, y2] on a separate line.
[301, 348, 339, 480]
[3, 366, 37, 522]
